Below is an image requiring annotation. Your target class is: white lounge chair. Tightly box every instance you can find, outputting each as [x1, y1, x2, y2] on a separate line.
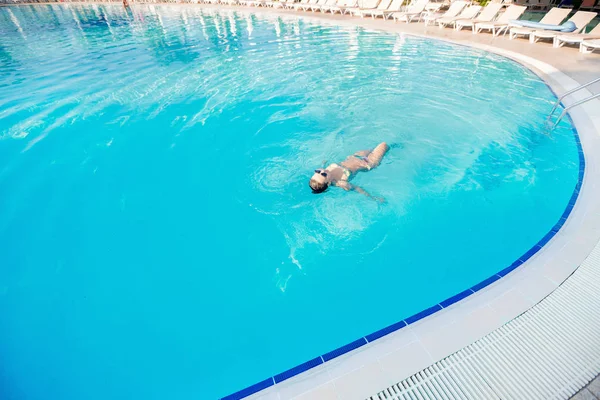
[269, 0, 294, 7]
[312, 0, 337, 11]
[308, 0, 329, 11]
[509, 7, 571, 40]
[529, 11, 598, 43]
[291, 0, 311, 8]
[245, 0, 266, 6]
[454, 3, 503, 31]
[327, 0, 359, 14]
[318, 0, 341, 12]
[391, 0, 429, 22]
[347, 0, 382, 16]
[580, 38, 600, 53]
[365, 0, 404, 19]
[554, 22, 600, 47]
[357, 0, 392, 17]
[474, 5, 526, 36]
[424, 0, 443, 13]
[297, 0, 319, 10]
[422, 1, 467, 26]
[437, 5, 481, 28]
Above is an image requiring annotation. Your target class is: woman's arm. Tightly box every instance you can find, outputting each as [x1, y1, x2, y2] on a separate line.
[335, 181, 385, 203]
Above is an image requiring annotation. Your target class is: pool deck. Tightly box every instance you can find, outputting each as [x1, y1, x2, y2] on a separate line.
[4, 3, 600, 399]
[572, 375, 600, 400]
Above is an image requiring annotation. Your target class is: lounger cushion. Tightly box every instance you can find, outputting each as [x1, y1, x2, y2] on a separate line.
[509, 20, 576, 32]
[559, 21, 577, 32]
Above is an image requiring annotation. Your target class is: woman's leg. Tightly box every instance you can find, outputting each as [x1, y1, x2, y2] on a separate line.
[366, 142, 389, 169]
[354, 150, 371, 157]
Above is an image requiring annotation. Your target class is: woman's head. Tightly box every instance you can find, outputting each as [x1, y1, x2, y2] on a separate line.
[309, 169, 329, 193]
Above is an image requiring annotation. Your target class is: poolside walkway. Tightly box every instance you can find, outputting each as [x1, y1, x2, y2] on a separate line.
[366, 241, 600, 400]
[571, 375, 600, 400]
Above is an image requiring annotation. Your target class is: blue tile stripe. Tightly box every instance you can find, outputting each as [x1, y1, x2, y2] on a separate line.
[405, 304, 443, 325]
[221, 91, 585, 400]
[497, 260, 523, 277]
[470, 274, 502, 292]
[440, 289, 475, 309]
[273, 356, 323, 384]
[365, 320, 407, 343]
[322, 337, 368, 362]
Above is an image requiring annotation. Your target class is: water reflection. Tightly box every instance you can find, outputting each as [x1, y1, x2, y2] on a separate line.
[0, 4, 577, 296]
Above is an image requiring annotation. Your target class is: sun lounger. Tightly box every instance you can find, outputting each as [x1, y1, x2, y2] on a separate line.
[509, 7, 571, 39]
[580, 38, 600, 52]
[422, 1, 467, 26]
[347, 0, 383, 16]
[357, 0, 392, 18]
[454, 3, 503, 31]
[312, 0, 337, 11]
[319, 0, 343, 12]
[296, 0, 318, 10]
[270, 0, 294, 7]
[474, 5, 526, 36]
[262, 0, 282, 7]
[364, 0, 404, 19]
[437, 5, 481, 28]
[391, 0, 429, 22]
[291, 0, 311, 8]
[529, 11, 597, 43]
[424, 1, 443, 12]
[327, 0, 359, 14]
[308, 0, 329, 11]
[554, 22, 600, 47]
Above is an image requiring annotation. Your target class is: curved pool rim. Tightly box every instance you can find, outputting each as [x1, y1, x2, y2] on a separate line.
[201, 8, 589, 400]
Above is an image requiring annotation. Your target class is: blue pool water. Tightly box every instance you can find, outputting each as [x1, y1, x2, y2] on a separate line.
[0, 4, 580, 399]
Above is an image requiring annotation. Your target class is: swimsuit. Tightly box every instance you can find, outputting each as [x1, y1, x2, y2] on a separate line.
[329, 163, 351, 179]
[353, 153, 369, 163]
[352, 153, 371, 170]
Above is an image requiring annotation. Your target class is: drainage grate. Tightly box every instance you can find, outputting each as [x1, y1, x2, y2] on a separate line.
[368, 245, 600, 400]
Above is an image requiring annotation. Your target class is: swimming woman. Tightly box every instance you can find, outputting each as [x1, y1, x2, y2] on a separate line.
[309, 142, 389, 201]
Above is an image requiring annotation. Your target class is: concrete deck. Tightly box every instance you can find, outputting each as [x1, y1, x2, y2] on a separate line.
[572, 375, 600, 400]
[366, 238, 600, 400]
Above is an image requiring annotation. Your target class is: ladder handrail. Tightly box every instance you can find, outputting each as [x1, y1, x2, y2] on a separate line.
[550, 77, 600, 116]
[554, 92, 600, 128]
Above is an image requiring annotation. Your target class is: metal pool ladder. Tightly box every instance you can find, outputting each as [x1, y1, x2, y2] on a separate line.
[549, 77, 600, 128]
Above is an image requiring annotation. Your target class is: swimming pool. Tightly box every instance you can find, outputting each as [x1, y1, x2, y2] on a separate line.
[0, 4, 581, 400]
